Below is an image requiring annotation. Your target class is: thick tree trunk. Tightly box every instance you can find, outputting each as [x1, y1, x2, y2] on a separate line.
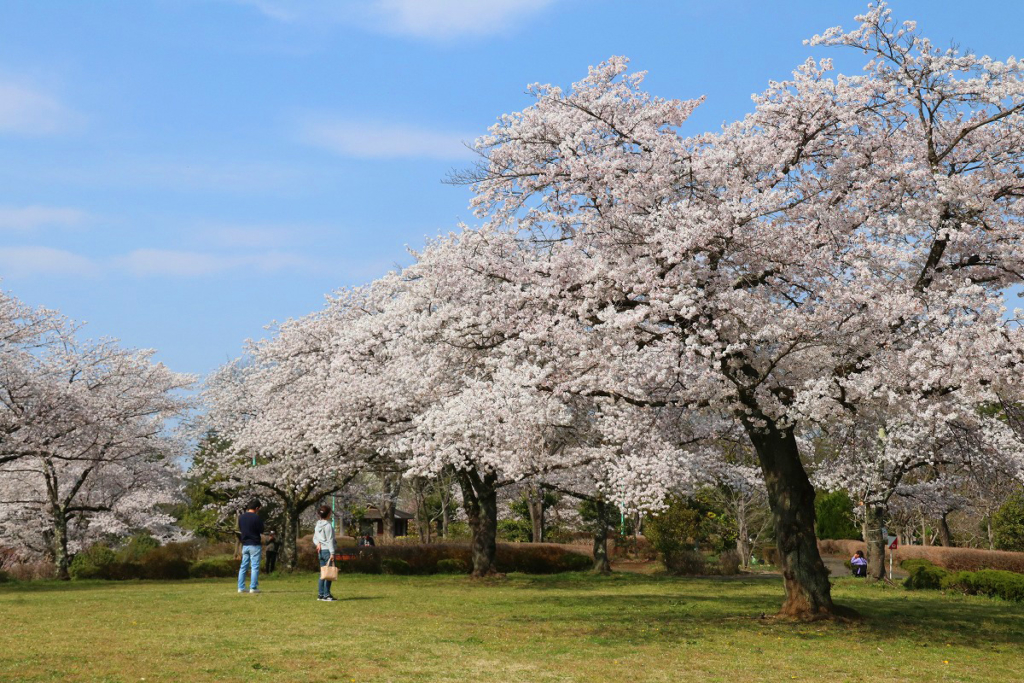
[527, 485, 544, 543]
[280, 502, 300, 571]
[592, 500, 611, 574]
[458, 470, 499, 577]
[742, 413, 841, 619]
[864, 504, 886, 581]
[380, 472, 401, 543]
[52, 509, 70, 581]
[938, 512, 954, 547]
[412, 478, 430, 543]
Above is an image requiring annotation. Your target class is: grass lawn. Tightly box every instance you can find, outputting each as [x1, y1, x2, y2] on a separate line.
[1, 571, 1022, 682]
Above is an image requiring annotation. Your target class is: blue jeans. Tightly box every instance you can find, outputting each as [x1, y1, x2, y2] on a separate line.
[318, 549, 333, 597]
[238, 545, 262, 591]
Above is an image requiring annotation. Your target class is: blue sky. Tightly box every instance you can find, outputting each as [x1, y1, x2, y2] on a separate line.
[2, 0, 1022, 377]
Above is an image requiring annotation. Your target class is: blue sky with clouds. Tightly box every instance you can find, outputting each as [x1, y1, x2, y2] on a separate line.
[2, 0, 1022, 376]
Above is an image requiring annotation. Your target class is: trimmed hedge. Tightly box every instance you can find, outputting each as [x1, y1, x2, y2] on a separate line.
[435, 558, 469, 574]
[65, 540, 591, 580]
[903, 559, 1024, 602]
[321, 543, 591, 575]
[903, 561, 950, 590]
[381, 558, 413, 575]
[947, 569, 1024, 602]
[69, 541, 198, 580]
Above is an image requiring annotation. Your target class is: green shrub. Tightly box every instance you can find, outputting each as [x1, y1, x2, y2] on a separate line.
[189, 556, 240, 578]
[496, 544, 591, 574]
[118, 533, 161, 562]
[0, 569, 11, 583]
[137, 543, 195, 580]
[900, 558, 935, 573]
[665, 550, 707, 575]
[645, 497, 702, 567]
[497, 519, 533, 543]
[381, 558, 412, 575]
[435, 558, 468, 574]
[903, 561, 950, 590]
[444, 522, 471, 541]
[717, 549, 742, 575]
[904, 560, 1024, 603]
[940, 571, 974, 591]
[992, 493, 1024, 552]
[950, 569, 1024, 602]
[69, 544, 117, 580]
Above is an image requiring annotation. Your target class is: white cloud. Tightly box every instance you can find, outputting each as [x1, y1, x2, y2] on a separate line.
[232, 0, 558, 39]
[0, 205, 88, 231]
[371, 0, 558, 39]
[115, 249, 315, 277]
[195, 222, 317, 249]
[0, 80, 78, 136]
[0, 246, 319, 279]
[0, 246, 98, 277]
[299, 117, 475, 160]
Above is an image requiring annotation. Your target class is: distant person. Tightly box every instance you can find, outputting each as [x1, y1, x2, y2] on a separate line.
[313, 505, 337, 601]
[237, 499, 265, 593]
[265, 531, 279, 574]
[359, 533, 375, 547]
[851, 549, 868, 577]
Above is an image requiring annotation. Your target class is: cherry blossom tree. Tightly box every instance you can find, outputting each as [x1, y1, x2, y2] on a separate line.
[812, 399, 1024, 579]
[453, 3, 1024, 616]
[0, 333, 192, 579]
[198, 278, 416, 568]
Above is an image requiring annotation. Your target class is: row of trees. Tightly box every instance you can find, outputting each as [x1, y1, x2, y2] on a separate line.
[195, 5, 1024, 618]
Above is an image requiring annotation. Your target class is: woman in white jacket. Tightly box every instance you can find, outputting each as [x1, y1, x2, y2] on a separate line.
[312, 505, 336, 601]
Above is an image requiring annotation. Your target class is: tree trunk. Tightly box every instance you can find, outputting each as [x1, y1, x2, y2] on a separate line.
[938, 512, 954, 547]
[987, 517, 995, 550]
[742, 412, 841, 619]
[381, 472, 401, 543]
[527, 485, 544, 543]
[413, 478, 430, 543]
[458, 470, 499, 577]
[921, 516, 930, 546]
[864, 504, 886, 581]
[736, 498, 751, 569]
[52, 509, 71, 581]
[442, 503, 450, 539]
[280, 502, 300, 571]
[592, 500, 611, 574]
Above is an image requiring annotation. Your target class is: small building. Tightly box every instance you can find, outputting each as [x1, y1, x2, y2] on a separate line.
[357, 506, 414, 537]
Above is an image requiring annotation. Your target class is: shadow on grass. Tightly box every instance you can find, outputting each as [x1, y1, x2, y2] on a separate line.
[485, 573, 1024, 651]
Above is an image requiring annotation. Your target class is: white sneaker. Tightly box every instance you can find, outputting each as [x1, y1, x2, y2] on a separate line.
[249, 588, 261, 594]
[238, 589, 248, 593]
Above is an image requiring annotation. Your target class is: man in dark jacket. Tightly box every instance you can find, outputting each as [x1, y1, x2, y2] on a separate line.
[237, 499, 264, 593]
[264, 531, 279, 573]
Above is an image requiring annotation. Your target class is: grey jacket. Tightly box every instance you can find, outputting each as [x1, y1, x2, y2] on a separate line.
[312, 519, 335, 553]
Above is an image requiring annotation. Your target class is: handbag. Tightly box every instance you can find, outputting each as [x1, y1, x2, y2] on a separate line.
[320, 554, 339, 581]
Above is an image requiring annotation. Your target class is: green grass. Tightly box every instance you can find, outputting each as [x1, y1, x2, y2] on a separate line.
[1, 572, 1022, 682]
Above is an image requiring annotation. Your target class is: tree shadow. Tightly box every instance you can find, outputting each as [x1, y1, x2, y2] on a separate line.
[491, 574, 1024, 651]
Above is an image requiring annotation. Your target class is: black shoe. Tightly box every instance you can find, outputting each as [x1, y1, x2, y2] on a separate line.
[317, 596, 327, 601]
[323, 595, 337, 601]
